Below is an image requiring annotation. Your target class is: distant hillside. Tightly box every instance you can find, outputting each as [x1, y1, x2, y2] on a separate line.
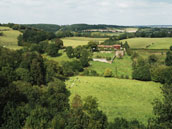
[60, 24, 128, 31]
[23, 24, 130, 32]
[135, 25, 172, 28]
[24, 24, 61, 32]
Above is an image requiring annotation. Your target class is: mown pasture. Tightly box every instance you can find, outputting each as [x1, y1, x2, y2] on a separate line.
[0, 26, 22, 50]
[66, 76, 162, 125]
[62, 37, 108, 47]
[121, 38, 172, 49]
[90, 52, 133, 78]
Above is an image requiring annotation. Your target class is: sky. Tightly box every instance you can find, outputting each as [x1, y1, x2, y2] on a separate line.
[0, 0, 172, 25]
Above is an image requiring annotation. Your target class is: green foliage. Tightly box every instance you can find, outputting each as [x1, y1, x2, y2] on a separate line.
[80, 49, 90, 67]
[87, 41, 99, 52]
[25, 24, 60, 32]
[62, 60, 83, 76]
[108, 118, 146, 129]
[18, 29, 56, 46]
[148, 55, 158, 65]
[104, 68, 113, 77]
[44, 60, 63, 83]
[151, 84, 172, 128]
[15, 68, 31, 82]
[46, 43, 59, 57]
[150, 65, 171, 83]
[73, 45, 83, 58]
[165, 50, 172, 66]
[67, 95, 108, 129]
[83, 69, 99, 76]
[66, 46, 74, 58]
[132, 58, 151, 81]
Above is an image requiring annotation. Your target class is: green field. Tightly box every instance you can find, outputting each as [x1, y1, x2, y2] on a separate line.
[90, 53, 133, 78]
[121, 38, 172, 49]
[43, 50, 76, 64]
[66, 76, 162, 124]
[62, 37, 108, 47]
[0, 26, 22, 50]
[133, 49, 167, 64]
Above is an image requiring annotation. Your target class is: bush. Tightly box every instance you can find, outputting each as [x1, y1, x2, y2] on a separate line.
[66, 46, 74, 58]
[83, 69, 99, 76]
[131, 52, 139, 60]
[132, 65, 151, 81]
[106, 57, 112, 61]
[120, 75, 124, 79]
[89, 70, 98, 76]
[104, 68, 113, 77]
[151, 65, 172, 84]
[125, 75, 129, 79]
[46, 44, 59, 57]
[148, 55, 158, 65]
[165, 51, 172, 66]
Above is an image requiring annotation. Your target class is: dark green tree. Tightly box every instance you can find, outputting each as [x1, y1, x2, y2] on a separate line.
[80, 49, 90, 67]
[148, 55, 158, 65]
[66, 46, 74, 58]
[47, 44, 59, 57]
[165, 51, 172, 66]
[151, 84, 172, 128]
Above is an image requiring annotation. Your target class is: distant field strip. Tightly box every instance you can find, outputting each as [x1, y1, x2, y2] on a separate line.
[62, 37, 108, 47]
[0, 26, 22, 50]
[121, 38, 172, 49]
[66, 76, 162, 124]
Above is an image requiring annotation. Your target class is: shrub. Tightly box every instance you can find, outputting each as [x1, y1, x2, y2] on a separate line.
[120, 75, 124, 79]
[106, 57, 112, 61]
[46, 44, 59, 57]
[66, 46, 74, 58]
[165, 51, 172, 66]
[148, 55, 158, 65]
[89, 70, 98, 76]
[151, 65, 172, 84]
[132, 65, 151, 81]
[104, 68, 113, 77]
[125, 75, 129, 79]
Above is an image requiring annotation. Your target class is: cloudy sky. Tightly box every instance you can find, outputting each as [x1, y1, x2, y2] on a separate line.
[0, 0, 172, 25]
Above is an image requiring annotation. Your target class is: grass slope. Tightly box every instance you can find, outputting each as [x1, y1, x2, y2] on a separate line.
[121, 38, 172, 49]
[62, 37, 108, 47]
[90, 54, 133, 78]
[0, 26, 22, 50]
[66, 76, 162, 124]
[43, 50, 77, 64]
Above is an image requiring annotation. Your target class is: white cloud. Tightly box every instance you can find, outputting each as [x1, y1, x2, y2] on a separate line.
[0, 0, 172, 25]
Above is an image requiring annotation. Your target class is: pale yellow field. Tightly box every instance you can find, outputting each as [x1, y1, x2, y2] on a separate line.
[0, 26, 22, 50]
[62, 37, 108, 47]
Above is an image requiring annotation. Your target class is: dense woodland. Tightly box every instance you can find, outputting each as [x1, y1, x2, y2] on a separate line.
[0, 23, 172, 128]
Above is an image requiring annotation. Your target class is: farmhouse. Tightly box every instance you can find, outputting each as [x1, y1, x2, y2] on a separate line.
[98, 44, 121, 50]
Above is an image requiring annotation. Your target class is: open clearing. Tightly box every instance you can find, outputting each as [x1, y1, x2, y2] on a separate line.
[90, 53, 133, 78]
[121, 38, 172, 49]
[66, 76, 162, 124]
[0, 26, 22, 50]
[62, 37, 108, 47]
[43, 50, 77, 64]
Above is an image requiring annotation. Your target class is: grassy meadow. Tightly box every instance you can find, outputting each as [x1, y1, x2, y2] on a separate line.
[62, 37, 108, 47]
[90, 53, 133, 78]
[43, 49, 76, 64]
[121, 38, 172, 49]
[0, 26, 22, 50]
[66, 76, 162, 124]
[133, 49, 167, 63]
